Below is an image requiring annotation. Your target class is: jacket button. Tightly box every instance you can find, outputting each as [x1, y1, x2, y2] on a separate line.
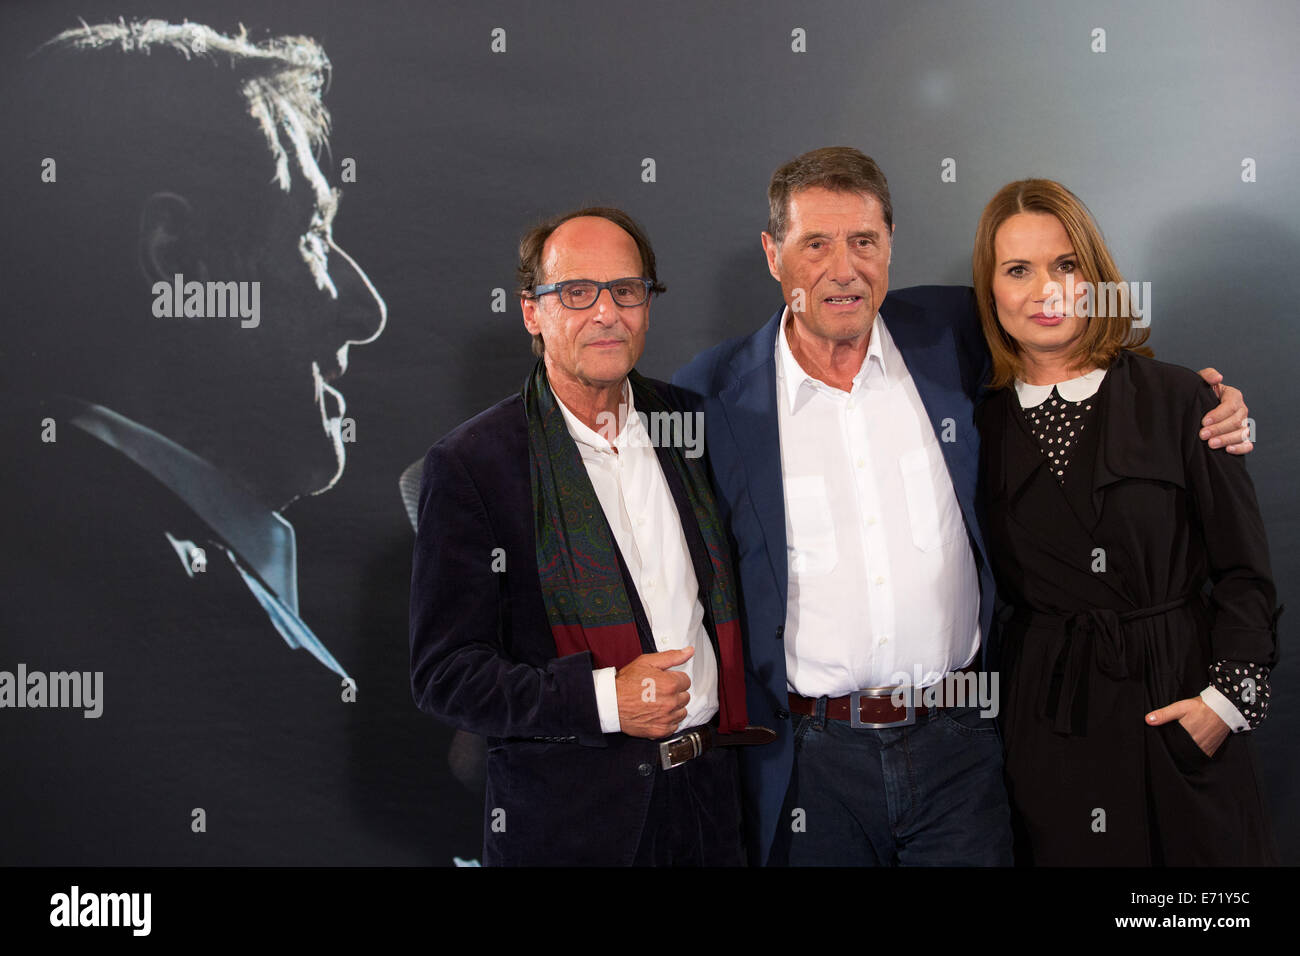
[775, 625, 785, 640]
[775, 708, 790, 719]
[637, 762, 654, 776]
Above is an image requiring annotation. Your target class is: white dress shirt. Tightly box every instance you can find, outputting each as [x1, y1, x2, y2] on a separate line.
[1015, 369, 1249, 732]
[775, 310, 981, 697]
[552, 381, 718, 734]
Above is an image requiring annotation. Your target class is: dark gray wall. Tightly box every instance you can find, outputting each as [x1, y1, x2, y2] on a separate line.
[1, 0, 1295, 864]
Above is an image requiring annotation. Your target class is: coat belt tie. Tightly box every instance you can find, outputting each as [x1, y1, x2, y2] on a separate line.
[1012, 594, 1192, 736]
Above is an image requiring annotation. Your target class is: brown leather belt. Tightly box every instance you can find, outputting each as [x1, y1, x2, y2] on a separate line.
[658, 724, 777, 770]
[788, 662, 979, 729]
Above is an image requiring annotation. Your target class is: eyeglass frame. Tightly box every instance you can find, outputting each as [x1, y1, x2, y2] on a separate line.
[528, 277, 658, 310]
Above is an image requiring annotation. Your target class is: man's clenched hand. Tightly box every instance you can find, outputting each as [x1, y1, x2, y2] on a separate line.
[615, 648, 694, 739]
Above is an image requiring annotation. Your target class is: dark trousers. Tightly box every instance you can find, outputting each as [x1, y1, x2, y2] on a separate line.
[768, 702, 1013, 866]
[633, 745, 745, 866]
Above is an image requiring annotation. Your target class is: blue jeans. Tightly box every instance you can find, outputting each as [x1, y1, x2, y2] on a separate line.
[768, 701, 1013, 866]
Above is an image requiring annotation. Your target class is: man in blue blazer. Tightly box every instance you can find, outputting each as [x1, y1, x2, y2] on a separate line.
[673, 147, 1252, 866]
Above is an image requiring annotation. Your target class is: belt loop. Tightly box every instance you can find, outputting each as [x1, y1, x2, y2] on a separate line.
[813, 695, 827, 732]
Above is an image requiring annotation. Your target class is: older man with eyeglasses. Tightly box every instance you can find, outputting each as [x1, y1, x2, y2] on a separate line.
[409, 206, 770, 866]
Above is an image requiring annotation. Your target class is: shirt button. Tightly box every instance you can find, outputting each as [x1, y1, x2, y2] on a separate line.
[874, 576, 885, 586]
[878, 637, 888, 646]
[855, 458, 865, 468]
[636, 517, 646, 527]
[867, 516, 877, 526]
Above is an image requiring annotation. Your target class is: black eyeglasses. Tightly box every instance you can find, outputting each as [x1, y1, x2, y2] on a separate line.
[530, 277, 654, 310]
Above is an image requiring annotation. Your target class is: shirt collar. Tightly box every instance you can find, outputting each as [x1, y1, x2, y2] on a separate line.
[1014, 367, 1107, 408]
[775, 306, 891, 413]
[552, 378, 643, 454]
[63, 398, 300, 612]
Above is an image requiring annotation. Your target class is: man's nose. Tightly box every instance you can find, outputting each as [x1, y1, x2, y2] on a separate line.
[828, 241, 856, 282]
[331, 240, 387, 346]
[591, 287, 622, 319]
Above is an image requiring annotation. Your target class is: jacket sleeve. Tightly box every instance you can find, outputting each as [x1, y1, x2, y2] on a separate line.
[1182, 382, 1281, 666]
[408, 440, 605, 745]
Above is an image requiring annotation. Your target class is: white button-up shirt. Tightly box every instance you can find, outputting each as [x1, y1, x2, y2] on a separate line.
[775, 309, 981, 697]
[552, 381, 718, 734]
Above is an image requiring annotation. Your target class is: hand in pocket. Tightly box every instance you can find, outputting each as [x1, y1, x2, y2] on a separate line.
[1145, 697, 1229, 757]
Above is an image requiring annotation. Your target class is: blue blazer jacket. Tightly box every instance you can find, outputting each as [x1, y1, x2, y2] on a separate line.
[672, 285, 996, 864]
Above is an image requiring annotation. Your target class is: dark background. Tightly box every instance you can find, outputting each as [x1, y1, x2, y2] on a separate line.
[0, 0, 1295, 865]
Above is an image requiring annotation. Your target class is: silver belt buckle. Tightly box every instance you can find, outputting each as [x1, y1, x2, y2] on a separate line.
[658, 729, 704, 770]
[849, 686, 916, 729]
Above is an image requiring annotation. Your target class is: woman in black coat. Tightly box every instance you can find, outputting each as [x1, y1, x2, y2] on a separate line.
[972, 179, 1280, 865]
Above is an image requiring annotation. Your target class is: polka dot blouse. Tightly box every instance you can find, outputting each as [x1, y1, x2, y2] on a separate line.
[1210, 661, 1271, 730]
[1021, 386, 1095, 482]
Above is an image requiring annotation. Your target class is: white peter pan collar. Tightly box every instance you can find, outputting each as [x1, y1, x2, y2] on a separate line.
[1014, 367, 1107, 408]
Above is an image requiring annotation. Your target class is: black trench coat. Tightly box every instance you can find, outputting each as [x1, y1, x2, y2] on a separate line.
[977, 350, 1280, 865]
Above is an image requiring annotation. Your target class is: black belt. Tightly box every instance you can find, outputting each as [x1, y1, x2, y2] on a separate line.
[1010, 594, 1192, 736]
[658, 724, 776, 770]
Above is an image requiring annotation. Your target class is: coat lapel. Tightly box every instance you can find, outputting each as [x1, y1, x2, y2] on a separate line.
[717, 308, 788, 615]
[1007, 390, 1121, 593]
[991, 378, 1135, 606]
[1091, 350, 1187, 511]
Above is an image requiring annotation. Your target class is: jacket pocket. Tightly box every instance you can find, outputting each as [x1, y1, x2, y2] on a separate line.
[1158, 718, 1217, 775]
